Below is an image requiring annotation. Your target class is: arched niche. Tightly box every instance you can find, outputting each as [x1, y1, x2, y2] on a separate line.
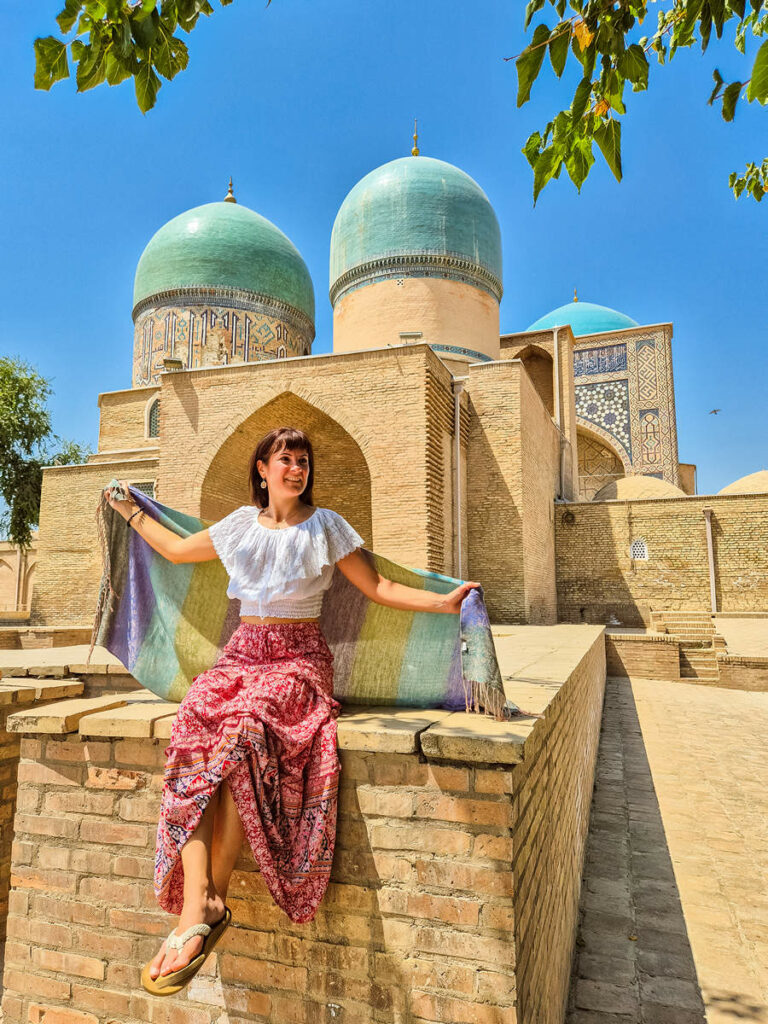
[516, 344, 554, 417]
[576, 424, 627, 501]
[199, 391, 373, 544]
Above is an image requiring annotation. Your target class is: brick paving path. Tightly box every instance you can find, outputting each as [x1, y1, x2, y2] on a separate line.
[566, 676, 768, 1024]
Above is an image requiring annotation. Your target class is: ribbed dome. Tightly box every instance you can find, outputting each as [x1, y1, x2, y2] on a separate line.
[527, 301, 638, 337]
[133, 201, 314, 321]
[593, 476, 686, 501]
[718, 470, 768, 495]
[329, 156, 502, 302]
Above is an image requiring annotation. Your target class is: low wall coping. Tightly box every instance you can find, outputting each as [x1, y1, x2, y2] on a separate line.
[0, 677, 83, 706]
[606, 630, 678, 645]
[4, 626, 605, 765]
[718, 654, 768, 667]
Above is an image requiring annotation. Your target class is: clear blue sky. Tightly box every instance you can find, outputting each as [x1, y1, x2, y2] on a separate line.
[2, 1, 766, 496]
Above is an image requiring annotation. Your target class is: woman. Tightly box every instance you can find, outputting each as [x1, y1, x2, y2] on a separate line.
[105, 425, 479, 996]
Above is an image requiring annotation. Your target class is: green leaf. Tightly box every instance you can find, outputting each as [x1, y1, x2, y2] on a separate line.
[708, 67, 724, 104]
[594, 118, 622, 181]
[134, 59, 161, 112]
[747, 38, 768, 102]
[524, 0, 546, 30]
[56, 0, 83, 35]
[721, 80, 742, 119]
[523, 131, 543, 168]
[565, 138, 595, 190]
[730, 0, 746, 17]
[617, 43, 649, 90]
[571, 76, 592, 120]
[75, 39, 108, 90]
[516, 23, 550, 107]
[548, 22, 571, 78]
[533, 146, 557, 203]
[105, 51, 132, 85]
[33, 37, 70, 90]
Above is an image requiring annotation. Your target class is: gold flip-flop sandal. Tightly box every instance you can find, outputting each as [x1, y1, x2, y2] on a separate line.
[141, 906, 232, 996]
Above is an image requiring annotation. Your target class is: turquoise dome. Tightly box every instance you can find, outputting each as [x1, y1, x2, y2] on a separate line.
[133, 201, 314, 322]
[330, 156, 502, 302]
[526, 301, 638, 337]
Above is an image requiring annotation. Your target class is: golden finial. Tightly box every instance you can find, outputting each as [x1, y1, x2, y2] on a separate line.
[411, 119, 420, 156]
[224, 177, 237, 203]
[573, 287, 578, 302]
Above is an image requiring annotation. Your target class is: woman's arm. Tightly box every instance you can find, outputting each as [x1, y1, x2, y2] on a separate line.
[104, 482, 218, 565]
[336, 548, 479, 615]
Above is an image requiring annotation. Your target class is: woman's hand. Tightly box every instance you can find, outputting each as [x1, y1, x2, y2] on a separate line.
[439, 581, 481, 615]
[104, 479, 137, 519]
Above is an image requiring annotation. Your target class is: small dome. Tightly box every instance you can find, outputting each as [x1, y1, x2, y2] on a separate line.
[527, 301, 638, 337]
[718, 470, 768, 495]
[133, 201, 314, 322]
[330, 156, 502, 302]
[593, 476, 686, 501]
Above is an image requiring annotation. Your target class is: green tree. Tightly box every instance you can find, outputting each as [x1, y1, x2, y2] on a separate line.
[513, 1, 768, 202]
[0, 357, 92, 550]
[33, 0, 768, 201]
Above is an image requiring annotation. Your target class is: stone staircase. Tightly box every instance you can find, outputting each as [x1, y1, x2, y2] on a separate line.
[651, 611, 721, 683]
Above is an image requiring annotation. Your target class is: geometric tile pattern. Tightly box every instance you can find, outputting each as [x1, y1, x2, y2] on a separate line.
[575, 380, 631, 458]
[639, 408, 661, 466]
[577, 432, 625, 500]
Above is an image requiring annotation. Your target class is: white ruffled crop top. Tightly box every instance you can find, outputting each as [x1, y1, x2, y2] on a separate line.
[208, 504, 365, 619]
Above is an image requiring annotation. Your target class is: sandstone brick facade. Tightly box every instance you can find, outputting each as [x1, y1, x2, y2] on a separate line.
[556, 493, 768, 626]
[32, 345, 567, 629]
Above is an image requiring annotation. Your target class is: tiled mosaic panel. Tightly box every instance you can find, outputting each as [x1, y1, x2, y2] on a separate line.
[639, 408, 661, 465]
[132, 304, 312, 386]
[577, 432, 624, 501]
[575, 380, 631, 457]
[573, 344, 627, 377]
[635, 339, 658, 405]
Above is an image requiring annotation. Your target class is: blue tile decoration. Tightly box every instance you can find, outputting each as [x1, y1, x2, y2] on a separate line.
[576, 380, 631, 457]
[573, 344, 627, 377]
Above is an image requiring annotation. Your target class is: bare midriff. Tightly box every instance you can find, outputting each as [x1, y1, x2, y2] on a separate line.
[240, 616, 320, 625]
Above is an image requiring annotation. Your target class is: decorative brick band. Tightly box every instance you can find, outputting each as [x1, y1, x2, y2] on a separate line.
[132, 287, 315, 339]
[330, 253, 504, 306]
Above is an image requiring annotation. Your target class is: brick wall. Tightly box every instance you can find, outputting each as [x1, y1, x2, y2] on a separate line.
[605, 634, 680, 680]
[0, 682, 84, 979]
[31, 459, 159, 627]
[519, 370, 559, 623]
[510, 630, 606, 1023]
[556, 493, 768, 625]
[1, 628, 606, 1024]
[466, 361, 559, 623]
[97, 386, 160, 452]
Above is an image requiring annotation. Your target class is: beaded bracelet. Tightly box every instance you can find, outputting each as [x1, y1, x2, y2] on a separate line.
[127, 508, 143, 528]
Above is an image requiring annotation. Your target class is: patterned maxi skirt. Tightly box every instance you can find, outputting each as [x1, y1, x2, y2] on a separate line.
[154, 621, 341, 924]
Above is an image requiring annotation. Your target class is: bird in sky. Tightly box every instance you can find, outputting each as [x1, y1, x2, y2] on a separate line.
[709, 409, 721, 415]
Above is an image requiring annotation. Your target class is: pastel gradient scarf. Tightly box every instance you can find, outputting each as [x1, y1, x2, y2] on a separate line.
[90, 486, 519, 721]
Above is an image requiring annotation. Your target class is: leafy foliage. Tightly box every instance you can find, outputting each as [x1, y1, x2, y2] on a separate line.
[34, 0, 238, 113]
[512, 1, 768, 202]
[0, 358, 93, 549]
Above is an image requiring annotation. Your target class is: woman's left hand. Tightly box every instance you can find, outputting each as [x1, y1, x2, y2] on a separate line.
[440, 581, 481, 614]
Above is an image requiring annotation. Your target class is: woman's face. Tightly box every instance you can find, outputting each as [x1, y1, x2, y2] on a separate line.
[258, 445, 311, 500]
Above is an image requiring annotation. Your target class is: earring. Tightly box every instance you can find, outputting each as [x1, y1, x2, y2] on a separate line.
[260, 479, 267, 489]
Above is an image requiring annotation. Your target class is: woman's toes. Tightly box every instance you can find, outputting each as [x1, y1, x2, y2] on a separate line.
[148, 942, 167, 980]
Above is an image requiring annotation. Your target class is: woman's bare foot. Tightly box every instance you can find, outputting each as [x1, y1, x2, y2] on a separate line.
[148, 893, 226, 980]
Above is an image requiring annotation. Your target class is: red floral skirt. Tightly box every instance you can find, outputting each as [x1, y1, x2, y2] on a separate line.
[154, 621, 341, 924]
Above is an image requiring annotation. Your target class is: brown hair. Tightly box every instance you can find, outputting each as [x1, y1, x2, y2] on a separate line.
[248, 427, 315, 508]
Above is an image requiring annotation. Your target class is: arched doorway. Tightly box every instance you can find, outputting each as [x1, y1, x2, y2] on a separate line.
[516, 344, 554, 416]
[199, 391, 373, 543]
[577, 426, 627, 501]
